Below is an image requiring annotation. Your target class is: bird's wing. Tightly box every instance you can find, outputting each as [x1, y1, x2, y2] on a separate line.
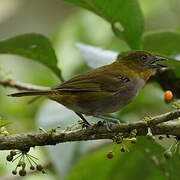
[54, 67, 131, 93]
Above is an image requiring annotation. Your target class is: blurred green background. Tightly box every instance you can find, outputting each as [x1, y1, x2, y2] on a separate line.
[0, 0, 179, 179]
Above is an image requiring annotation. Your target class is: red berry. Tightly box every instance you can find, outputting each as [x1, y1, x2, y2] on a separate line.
[19, 169, 26, 176]
[42, 170, 46, 174]
[6, 155, 13, 162]
[12, 170, 17, 175]
[10, 151, 16, 156]
[36, 164, 43, 171]
[106, 151, 114, 159]
[30, 165, 35, 170]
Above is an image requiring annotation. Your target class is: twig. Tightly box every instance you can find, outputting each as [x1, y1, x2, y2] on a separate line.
[0, 79, 49, 91]
[0, 109, 179, 151]
[1, 159, 52, 180]
[147, 110, 180, 126]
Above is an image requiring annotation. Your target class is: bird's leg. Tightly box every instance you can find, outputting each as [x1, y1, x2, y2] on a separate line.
[94, 115, 120, 124]
[93, 114, 120, 131]
[75, 112, 91, 128]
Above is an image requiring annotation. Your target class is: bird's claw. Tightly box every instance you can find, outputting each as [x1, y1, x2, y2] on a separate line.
[105, 120, 120, 131]
[82, 122, 91, 129]
[94, 120, 112, 131]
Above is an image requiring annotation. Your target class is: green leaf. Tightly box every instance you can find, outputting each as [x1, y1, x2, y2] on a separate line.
[143, 31, 180, 56]
[137, 138, 180, 180]
[63, 0, 144, 49]
[68, 137, 180, 180]
[68, 139, 165, 180]
[0, 33, 62, 79]
[142, 31, 180, 77]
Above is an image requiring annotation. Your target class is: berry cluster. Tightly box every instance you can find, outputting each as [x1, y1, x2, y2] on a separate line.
[163, 139, 180, 160]
[107, 129, 137, 159]
[6, 150, 45, 176]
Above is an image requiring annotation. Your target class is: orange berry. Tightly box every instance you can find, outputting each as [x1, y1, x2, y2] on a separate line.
[106, 151, 114, 159]
[164, 90, 173, 103]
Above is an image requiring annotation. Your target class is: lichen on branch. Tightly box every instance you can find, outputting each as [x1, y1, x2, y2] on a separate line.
[0, 109, 179, 151]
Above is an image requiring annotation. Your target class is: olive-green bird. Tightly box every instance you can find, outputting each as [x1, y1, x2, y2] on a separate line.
[9, 51, 166, 126]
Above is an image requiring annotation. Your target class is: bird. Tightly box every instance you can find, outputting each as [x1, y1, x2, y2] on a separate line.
[9, 51, 167, 127]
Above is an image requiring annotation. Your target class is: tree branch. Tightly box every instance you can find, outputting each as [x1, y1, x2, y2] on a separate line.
[150, 68, 180, 98]
[0, 79, 49, 91]
[0, 109, 179, 151]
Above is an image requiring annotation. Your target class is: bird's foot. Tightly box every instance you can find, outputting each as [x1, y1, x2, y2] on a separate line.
[94, 120, 113, 131]
[82, 121, 91, 129]
[96, 120, 105, 127]
[106, 121, 114, 131]
[93, 115, 120, 131]
[78, 119, 91, 129]
[76, 112, 91, 129]
[94, 115, 120, 124]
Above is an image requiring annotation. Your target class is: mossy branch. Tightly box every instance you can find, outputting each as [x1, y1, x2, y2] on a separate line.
[0, 109, 179, 151]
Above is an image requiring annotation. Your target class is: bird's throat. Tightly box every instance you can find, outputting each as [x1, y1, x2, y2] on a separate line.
[115, 61, 153, 81]
[139, 69, 153, 81]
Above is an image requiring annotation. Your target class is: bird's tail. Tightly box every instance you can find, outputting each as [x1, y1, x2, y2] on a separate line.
[8, 90, 53, 97]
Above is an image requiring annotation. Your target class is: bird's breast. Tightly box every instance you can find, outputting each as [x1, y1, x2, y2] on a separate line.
[105, 79, 145, 113]
[135, 78, 146, 94]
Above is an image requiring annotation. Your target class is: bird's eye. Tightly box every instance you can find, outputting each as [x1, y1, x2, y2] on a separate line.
[141, 55, 148, 61]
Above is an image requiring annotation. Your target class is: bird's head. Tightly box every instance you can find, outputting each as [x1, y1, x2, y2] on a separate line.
[119, 51, 167, 71]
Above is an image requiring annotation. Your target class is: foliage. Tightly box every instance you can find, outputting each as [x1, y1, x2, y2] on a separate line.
[68, 138, 165, 180]
[143, 31, 180, 77]
[0, 33, 61, 79]
[63, 0, 144, 49]
[0, 0, 180, 179]
[68, 138, 180, 180]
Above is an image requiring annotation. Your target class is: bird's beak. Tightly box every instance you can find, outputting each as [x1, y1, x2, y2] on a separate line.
[154, 55, 167, 62]
[150, 55, 167, 68]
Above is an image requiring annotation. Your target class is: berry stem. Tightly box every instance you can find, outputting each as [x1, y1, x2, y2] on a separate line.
[12, 154, 22, 163]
